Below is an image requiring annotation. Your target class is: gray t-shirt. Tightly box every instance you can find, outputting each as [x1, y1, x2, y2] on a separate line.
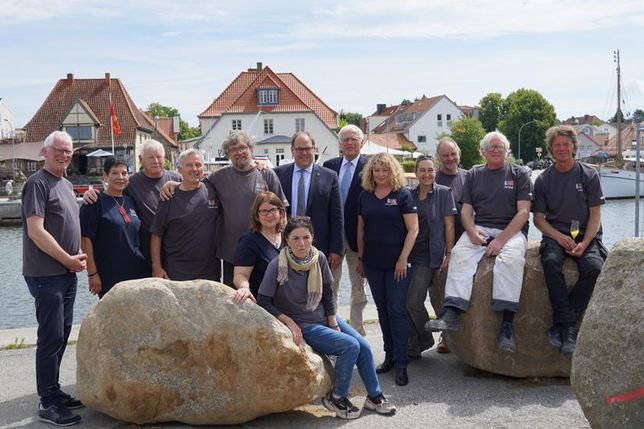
[533, 162, 605, 236]
[151, 182, 220, 281]
[22, 169, 81, 276]
[258, 252, 334, 326]
[462, 163, 533, 235]
[208, 166, 287, 263]
[436, 168, 467, 238]
[126, 170, 182, 230]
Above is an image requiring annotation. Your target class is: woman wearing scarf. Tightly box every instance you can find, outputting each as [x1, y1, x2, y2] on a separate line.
[258, 216, 396, 420]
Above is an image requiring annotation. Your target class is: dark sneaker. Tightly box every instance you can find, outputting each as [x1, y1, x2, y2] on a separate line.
[38, 403, 81, 426]
[56, 392, 84, 410]
[394, 367, 409, 386]
[497, 322, 516, 353]
[547, 326, 563, 350]
[322, 394, 361, 419]
[425, 308, 460, 332]
[364, 393, 397, 415]
[561, 326, 579, 356]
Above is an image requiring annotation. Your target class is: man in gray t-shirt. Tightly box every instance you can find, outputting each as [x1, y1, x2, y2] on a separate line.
[435, 137, 468, 240]
[22, 131, 87, 425]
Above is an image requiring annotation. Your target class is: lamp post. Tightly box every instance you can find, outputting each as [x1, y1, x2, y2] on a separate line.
[517, 119, 537, 162]
[3, 118, 15, 180]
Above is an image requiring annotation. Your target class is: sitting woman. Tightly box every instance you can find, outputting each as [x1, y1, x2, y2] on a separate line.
[232, 191, 287, 303]
[80, 157, 149, 298]
[258, 216, 396, 420]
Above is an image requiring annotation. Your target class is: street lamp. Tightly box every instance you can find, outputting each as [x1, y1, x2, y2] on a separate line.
[2, 118, 15, 181]
[517, 119, 537, 162]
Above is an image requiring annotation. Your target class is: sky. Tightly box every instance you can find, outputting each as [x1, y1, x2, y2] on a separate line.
[1, 0, 643, 130]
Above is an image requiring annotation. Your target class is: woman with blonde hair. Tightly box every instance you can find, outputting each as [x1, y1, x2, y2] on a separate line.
[357, 153, 418, 386]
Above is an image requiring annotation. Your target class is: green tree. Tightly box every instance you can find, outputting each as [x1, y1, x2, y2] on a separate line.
[498, 89, 557, 163]
[479, 92, 505, 132]
[632, 109, 644, 123]
[146, 102, 201, 141]
[449, 117, 485, 169]
[339, 110, 363, 127]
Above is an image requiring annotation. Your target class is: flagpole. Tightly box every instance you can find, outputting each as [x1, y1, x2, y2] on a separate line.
[109, 90, 115, 155]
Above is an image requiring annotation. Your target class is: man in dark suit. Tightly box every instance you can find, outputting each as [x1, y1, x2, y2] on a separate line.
[274, 131, 343, 276]
[323, 124, 369, 335]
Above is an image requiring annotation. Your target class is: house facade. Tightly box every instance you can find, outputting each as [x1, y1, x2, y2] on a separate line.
[21, 73, 178, 176]
[197, 63, 339, 166]
[365, 95, 464, 155]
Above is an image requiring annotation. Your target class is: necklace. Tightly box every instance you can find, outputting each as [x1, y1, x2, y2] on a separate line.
[260, 230, 281, 249]
[112, 195, 132, 225]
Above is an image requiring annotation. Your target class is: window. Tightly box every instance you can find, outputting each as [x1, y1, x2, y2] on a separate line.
[437, 114, 443, 127]
[276, 148, 285, 165]
[66, 126, 92, 140]
[27, 161, 38, 172]
[264, 119, 274, 134]
[446, 114, 452, 124]
[232, 119, 242, 130]
[417, 135, 427, 143]
[257, 88, 279, 106]
[263, 149, 269, 154]
[295, 118, 305, 132]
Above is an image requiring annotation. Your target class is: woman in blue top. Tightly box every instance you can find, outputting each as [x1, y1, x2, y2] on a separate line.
[357, 153, 418, 386]
[80, 157, 149, 298]
[232, 191, 287, 303]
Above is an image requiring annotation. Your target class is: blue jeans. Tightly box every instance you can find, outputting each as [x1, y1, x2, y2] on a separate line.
[364, 265, 412, 368]
[25, 273, 77, 407]
[301, 317, 381, 398]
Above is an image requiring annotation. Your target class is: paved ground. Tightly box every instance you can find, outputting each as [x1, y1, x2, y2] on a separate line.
[0, 305, 589, 429]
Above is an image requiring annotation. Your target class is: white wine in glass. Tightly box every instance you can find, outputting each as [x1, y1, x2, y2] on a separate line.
[570, 219, 580, 241]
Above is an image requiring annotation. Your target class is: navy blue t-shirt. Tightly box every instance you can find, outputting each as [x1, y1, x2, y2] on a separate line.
[358, 187, 417, 269]
[80, 192, 150, 296]
[233, 230, 281, 298]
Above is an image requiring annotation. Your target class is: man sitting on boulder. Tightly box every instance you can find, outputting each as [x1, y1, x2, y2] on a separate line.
[533, 125, 606, 355]
[426, 131, 532, 353]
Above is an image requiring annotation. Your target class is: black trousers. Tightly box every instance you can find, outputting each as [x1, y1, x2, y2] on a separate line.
[540, 236, 605, 325]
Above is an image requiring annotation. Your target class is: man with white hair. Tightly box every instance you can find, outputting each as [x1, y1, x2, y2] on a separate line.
[85, 139, 181, 264]
[22, 131, 87, 426]
[323, 124, 369, 335]
[435, 137, 467, 240]
[427, 131, 532, 353]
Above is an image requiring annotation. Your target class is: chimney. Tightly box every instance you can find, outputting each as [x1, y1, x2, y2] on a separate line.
[376, 103, 386, 114]
[105, 72, 111, 85]
[257, 62, 263, 71]
[66, 73, 74, 83]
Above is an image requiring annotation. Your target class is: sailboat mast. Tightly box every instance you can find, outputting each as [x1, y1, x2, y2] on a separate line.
[615, 49, 623, 163]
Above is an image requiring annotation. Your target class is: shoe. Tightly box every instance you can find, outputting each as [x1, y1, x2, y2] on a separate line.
[408, 353, 422, 360]
[56, 392, 84, 410]
[38, 403, 81, 426]
[436, 334, 451, 354]
[321, 394, 361, 419]
[376, 356, 394, 374]
[547, 326, 563, 350]
[425, 308, 460, 332]
[497, 322, 516, 353]
[364, 393, 397, 415]
[561, 326, 579, 356]
[394, 367, 409, 386]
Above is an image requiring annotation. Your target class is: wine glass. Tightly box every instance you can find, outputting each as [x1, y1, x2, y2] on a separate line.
[570, 219, 580, 242]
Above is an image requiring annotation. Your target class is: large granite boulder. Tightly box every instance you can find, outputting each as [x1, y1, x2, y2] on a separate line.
[571, 238, 644, 428]
[77, 278, 333, 425]
[430, 240, 580, 378]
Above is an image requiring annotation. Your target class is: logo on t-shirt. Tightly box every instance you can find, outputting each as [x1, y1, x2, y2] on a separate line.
[129, 208, 138, 217]
[504, 180, 514, 190]
[255, 181, 268, 192]
[208, 199, 218, 208]
[385, 198, 398, 206]
[575, 182, 583, 192]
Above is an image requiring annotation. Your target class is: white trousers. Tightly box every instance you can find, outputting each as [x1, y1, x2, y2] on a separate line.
[444, 226, 527, 312]
[331, 236, 368, 336]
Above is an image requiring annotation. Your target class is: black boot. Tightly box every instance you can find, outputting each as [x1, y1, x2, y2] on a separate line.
[376, 355, 394, 374]
[395, 367, 409, 386]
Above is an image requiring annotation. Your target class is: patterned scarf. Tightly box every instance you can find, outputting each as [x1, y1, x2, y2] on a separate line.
[277, 246, 322, 311]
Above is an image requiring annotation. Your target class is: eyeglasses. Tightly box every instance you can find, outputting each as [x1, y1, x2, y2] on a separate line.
[486, 145, 506, 152]
[258, 207, 280, 216]
[227, 145, 250, 154]
[50, 147, 73, 156]
[293, 146, 315, 153]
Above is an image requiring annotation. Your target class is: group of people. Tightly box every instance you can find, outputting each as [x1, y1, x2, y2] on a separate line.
[21, 123, 606, 425]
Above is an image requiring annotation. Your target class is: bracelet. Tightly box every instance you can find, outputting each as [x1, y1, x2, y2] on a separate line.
[329, 324, 339, 329]
[88, 271, 98, 277]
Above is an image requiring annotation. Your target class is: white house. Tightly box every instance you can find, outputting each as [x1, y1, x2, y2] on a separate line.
[0, 99, 16, 140]
[576, 132, 604, 160]
[365, 95, 464, 155]
[197, 63, 339, 166]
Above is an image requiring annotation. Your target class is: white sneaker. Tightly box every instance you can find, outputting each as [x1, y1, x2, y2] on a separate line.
[322, 394, 361, 419]
[364, 393, 397, 415]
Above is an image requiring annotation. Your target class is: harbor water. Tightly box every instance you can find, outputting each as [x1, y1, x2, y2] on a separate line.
[0, 199, 641, 330]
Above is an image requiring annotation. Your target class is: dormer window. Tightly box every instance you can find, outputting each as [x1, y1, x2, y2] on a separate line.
[257, 88, 279, 106]
[66, 126, 93, 140]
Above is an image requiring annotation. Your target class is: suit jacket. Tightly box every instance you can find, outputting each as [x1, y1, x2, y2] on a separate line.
[323, 155, 367, 252]
[274, 162, 343, 256]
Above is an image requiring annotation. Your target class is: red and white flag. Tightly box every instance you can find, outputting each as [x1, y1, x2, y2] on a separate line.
[110, 101, 122, 135]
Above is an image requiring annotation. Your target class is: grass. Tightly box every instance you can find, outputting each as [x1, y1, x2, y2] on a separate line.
[1, 337, 30, 351]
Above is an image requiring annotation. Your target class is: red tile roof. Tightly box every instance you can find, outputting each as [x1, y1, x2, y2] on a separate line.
[23, 73, 154, 147]
[371, 96, 443, 134]
[592, 124, 635, 156]
[140, 111, 179, 148]
[366, 132, 416, 150]
[199, 66, 337, 129]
